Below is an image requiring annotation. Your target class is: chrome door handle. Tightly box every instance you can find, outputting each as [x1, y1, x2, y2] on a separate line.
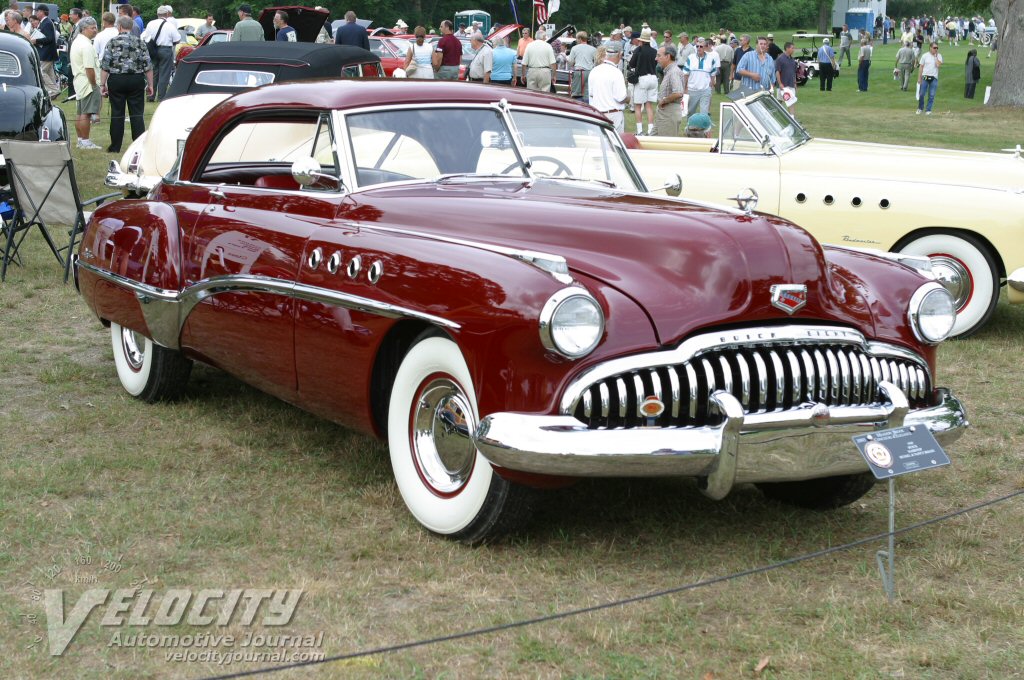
[210, 188, 226, 199]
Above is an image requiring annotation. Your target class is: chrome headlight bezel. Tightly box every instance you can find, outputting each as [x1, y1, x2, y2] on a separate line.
[908, 282, 956, 344]
[539, 288, 605, 359]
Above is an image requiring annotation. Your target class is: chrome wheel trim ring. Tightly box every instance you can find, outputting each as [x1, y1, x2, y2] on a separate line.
[929, 254, 972, 312]
[410, 376, 476, 497]
[121, 327, 146, 372]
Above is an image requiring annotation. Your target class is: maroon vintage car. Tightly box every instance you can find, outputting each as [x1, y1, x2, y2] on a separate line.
[74, 80, 966, 543]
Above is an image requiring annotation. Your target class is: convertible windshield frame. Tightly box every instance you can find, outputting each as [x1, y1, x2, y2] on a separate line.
[338, 102, 645, 192]
[740, 92, 812, 155]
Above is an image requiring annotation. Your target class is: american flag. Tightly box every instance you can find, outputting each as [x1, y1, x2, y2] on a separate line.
[534, 0, 548, 24]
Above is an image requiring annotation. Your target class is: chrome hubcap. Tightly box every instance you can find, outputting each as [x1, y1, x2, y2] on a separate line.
[929, 255, 972, 311]
[121, 327, 146, 371]
[411, 378, 476, 495]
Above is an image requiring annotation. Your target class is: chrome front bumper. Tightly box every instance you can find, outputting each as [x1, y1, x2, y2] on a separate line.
[474, 382, 967, 500]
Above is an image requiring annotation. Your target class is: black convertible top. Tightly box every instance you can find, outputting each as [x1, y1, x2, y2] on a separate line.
[167, 42, 381, 98]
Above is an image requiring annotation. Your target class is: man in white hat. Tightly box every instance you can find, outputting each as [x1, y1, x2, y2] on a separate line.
[588, 41, 627, 132]
[141, 5, 179, 101]
[392, 19, 408, 32]
[816, 36, 836, 91]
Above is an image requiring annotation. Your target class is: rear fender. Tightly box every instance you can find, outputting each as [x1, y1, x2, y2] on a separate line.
[77, 201, 184, 342]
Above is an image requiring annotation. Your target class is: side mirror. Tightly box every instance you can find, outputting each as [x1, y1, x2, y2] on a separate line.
[656, 174, 683, 197]
[291, 157, 322, 187]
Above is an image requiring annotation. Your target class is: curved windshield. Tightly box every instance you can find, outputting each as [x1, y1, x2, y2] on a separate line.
[346, 106, 643, 191]
[744, 94, 810, 153]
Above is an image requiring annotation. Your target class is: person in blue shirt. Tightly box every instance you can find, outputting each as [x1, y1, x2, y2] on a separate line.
[490, 36, 517, 85]
[735, 36, 775, 93]
[335, 10, 369, 49]
[817, 37, 836, 91]
[273, 10, 296, 41]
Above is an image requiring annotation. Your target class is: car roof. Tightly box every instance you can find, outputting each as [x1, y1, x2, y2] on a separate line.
[0, 30, 37, 59]
[181, 79, 608, 179]
[167, 42, 379, 98]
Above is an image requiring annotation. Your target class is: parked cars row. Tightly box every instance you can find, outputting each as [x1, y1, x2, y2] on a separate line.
[81, 80, 967, 542]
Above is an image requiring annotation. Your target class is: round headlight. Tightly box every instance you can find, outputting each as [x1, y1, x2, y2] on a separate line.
[539, 288, 605, 358]
[909, 282, 956, 344]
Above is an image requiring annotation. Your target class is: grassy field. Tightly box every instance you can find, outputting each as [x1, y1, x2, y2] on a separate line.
[2, 40, 1023, 679]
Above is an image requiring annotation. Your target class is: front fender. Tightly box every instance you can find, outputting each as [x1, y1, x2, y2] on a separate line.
[77, 201, 184, 341]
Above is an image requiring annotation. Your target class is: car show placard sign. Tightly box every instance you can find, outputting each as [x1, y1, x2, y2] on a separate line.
[852, 426, 951, 479]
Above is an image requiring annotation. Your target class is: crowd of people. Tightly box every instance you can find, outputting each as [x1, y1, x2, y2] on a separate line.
[1, 3, 1003, 145]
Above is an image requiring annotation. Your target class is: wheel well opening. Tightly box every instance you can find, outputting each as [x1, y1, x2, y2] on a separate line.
[891, 227, 1005, 279]
[369, 321, 447, 438]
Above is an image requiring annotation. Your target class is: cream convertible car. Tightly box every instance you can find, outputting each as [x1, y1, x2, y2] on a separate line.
[625, 92, 1024, 337]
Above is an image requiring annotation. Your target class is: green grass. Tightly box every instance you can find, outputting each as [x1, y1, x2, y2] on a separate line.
[2, 48, 1023, 678]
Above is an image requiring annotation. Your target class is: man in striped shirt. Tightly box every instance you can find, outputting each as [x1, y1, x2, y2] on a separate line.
[735, 36, 775, 93]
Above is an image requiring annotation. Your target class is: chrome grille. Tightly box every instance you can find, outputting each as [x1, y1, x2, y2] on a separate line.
[572, 342, 930, 430]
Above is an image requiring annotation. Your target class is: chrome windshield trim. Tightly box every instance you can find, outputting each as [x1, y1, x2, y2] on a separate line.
[77, 261, 459, 349]
[559, 325, 929, 415]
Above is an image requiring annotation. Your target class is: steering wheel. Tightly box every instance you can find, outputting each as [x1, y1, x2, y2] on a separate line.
[500, 155, 573, 178]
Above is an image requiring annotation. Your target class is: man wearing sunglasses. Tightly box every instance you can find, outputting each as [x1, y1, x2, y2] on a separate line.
[916, 42, 942, 114]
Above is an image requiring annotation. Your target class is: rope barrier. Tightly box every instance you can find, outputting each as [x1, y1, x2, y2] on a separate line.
[202, 487, 1023, 679]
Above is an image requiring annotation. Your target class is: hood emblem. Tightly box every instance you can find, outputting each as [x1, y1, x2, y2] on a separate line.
[770, 284, 807, 315]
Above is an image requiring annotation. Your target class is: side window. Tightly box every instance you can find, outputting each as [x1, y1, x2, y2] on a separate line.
[719, 107, 764, 154]
[197, 112, 341, 191]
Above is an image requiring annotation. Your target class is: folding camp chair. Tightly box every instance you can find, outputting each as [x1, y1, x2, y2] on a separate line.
[0, 140, 120, 282]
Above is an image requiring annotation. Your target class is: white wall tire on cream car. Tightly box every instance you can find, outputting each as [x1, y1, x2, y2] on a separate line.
[897, 232, 999, 338]
[388, 335, 535, 543]
[110, 323, 193, 402]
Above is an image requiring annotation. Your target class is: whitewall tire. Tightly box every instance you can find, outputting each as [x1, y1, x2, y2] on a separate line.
[897, 232, 999, 338]
[110, 323, 192, 402]
[387, 335, 535, 543]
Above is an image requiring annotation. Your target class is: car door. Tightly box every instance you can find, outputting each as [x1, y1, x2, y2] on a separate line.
[180, 110, 345, 401]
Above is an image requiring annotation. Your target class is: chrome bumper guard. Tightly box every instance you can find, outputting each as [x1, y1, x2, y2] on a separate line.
[1008, 268, 1024, 304]
[474, 381, 967, 500]
[105, 160, 158, 193]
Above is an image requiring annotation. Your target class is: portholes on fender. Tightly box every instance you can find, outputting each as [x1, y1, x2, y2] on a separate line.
[880, 199, 891, 209]
[367, 260, 383, 285]
[326, 251, 342, 275]
[823, 195, 834, 205]
[307, 247, 323, 270]
[347, 255, 362, 279]
[795, 193, 806, 203]
[851, 197, 862, 207]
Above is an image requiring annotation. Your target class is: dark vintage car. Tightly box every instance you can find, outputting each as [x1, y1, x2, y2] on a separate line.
[0, 31, 68, 185]
[108, 42, 381, 193]
[77, 81, 966, 543]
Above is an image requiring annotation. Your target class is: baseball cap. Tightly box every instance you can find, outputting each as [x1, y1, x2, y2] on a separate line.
[687, 113, 714, 130]
[605, 41, 622, 53]
[630, 31, 641, 40]
[767, 33, 774, 39]
[823, 37, 830, 43]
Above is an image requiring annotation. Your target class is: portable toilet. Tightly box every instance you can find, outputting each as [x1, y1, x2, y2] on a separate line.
[454, 10, 491, 35]
[845, 8, 875, 40]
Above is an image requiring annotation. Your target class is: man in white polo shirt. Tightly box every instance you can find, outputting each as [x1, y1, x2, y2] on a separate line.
[682, 37, 718, 116]
[587, 42, 628, 132]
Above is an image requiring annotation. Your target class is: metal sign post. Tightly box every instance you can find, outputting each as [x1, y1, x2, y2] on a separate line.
[875, 477, 896, 603]
[852, 423, 952, 605]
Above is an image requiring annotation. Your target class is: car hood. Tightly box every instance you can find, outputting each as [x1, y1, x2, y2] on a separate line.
[351, 179, 874, 344]
[258, 6, 329, 42]
[0, 85, 45, 139]
[793, 138, 1024, 192]
[131, 92, 231, 179]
